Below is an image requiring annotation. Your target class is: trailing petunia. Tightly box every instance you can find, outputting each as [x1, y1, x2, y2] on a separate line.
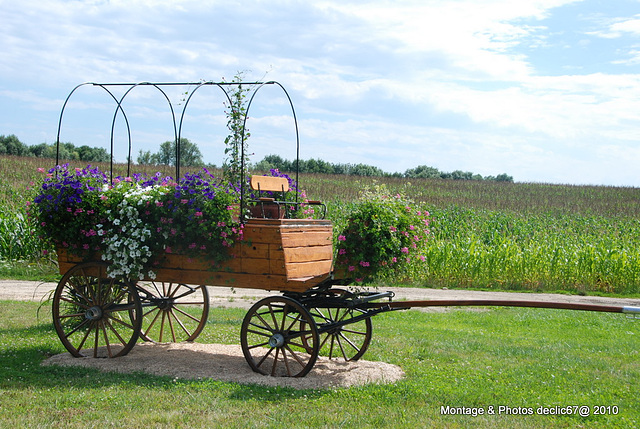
[31, 164, 243, 279]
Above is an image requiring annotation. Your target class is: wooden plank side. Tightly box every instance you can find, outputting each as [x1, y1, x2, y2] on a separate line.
[242, 225, 284, 244]
[281, 231, 333, 247]
[286, 260, 333, 279]
[148, 268, 310, 291]
[283, 245, 333, 263]
[238, 242, 270, 259]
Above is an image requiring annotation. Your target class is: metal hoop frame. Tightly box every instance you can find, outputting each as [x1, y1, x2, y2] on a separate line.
[54, 80, 301, 222]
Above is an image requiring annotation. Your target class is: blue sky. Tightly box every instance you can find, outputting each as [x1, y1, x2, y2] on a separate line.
[2, 0, 640, 186]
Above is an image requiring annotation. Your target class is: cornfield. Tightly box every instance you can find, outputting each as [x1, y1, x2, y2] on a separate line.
[3, 155, 640, 294]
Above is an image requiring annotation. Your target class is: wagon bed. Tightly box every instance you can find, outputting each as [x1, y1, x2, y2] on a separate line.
[57, 218, 333, 293]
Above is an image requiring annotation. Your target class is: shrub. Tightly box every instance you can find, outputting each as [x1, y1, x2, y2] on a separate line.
[334, 183, 431, 283]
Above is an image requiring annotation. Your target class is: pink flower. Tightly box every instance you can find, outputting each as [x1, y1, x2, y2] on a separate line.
[37, 168, 45, 173]
[348, 265, 356, 272]
[339, 248, 346, 255]
[181, 199, 188, 204]
[389, 226, 397, 232]
[156, 201, 163, 207]
[338, 235, 346, 241]
[409, 225, 415, 230]
[359, 261, 370, 267]
[165, 247, 172, 253]
[419, 256, 426, 262]
[195, 211, 203, 217]
[401, 247, 409, 254]
[100, 195, 108, 201]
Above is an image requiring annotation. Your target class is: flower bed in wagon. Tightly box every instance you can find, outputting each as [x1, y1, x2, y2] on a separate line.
[30, 164, 243, 281]
[29, 164, 336, 291]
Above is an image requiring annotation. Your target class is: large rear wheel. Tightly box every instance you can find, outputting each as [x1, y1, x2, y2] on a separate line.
[52, 262, 142, 358]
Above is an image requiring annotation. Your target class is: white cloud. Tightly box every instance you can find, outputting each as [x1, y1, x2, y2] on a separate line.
[2, 0, 640, 185]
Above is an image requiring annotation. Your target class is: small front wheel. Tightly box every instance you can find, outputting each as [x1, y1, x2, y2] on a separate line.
[52, 262, 142, 358]
[306, 288, 373, 361]
[241, 296, 319, 377]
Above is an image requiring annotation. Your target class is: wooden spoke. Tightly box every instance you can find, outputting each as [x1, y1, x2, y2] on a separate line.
[306, 289, 373, 361]
[135, 282, 209, 343]
[52, 262, 142, 358]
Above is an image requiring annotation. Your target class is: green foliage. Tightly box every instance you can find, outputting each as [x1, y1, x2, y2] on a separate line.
[222, 72, 252, 185]
[0, 206, 51, 260]
[254, 154, 387, 177]
[0, 134, 29, 156]
[255, 155, 512, 181]
[136, 138, 204, 167]
[334, 183, 431, 283]
[0, 136, 110, 162]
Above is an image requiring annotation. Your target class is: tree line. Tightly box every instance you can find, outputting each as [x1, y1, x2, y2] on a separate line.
[254, 154, 513, 182]
[1, 134, 513, 182]
[1, 134, 110, 162]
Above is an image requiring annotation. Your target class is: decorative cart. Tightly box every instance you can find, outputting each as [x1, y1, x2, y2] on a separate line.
[45, 81, 640, 378]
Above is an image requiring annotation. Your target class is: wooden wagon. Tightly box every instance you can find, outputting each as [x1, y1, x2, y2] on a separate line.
[49, 81, 640, 378]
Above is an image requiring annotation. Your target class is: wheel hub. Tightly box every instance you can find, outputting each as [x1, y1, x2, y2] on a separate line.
[268, 333, 285, 348]
[85, 306, 103, 320]
[151, 297, 174, 310]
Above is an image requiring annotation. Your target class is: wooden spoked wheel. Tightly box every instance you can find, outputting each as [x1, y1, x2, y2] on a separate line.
[135, 282, 209, 343]
[52, 262, 142, 358]
[305, 289, 373, 361]
[241, 296, 319, 377]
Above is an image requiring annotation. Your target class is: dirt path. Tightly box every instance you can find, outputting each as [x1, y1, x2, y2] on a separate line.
[4, 279, 638, 389]
[2, 279, 638, 308]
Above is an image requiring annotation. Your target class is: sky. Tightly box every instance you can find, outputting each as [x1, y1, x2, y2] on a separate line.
[2, 0, 640, 186]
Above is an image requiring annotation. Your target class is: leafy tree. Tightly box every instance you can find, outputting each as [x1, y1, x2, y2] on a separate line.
[77, 145, 109, 162]
[137, 138, 204, 167]
[349, 163, 384, 176]
[137, 149, 157, 165]
[495, 173, 514, 183]
[404, 165, 441, 179]
[450, 170, 473, 180]
[0, 134, 29, 156]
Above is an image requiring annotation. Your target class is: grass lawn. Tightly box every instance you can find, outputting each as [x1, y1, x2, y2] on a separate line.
[1, 300, 638, 428]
